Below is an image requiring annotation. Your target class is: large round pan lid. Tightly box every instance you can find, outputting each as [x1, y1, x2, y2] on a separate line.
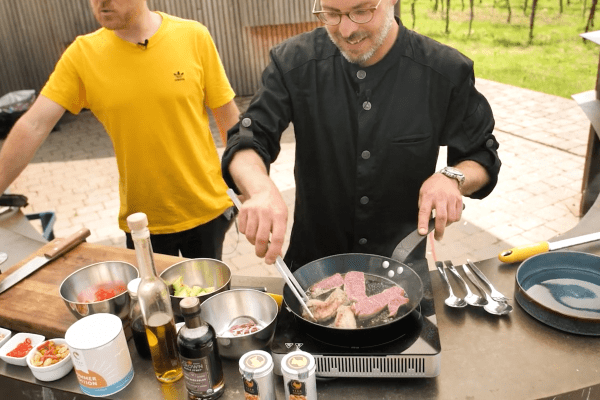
[515, 251, 600, 336]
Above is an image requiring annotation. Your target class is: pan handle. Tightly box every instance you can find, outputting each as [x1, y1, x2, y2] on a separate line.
[0, 194, 28, 208]
[391, 217, 435, 263]
[391, 204, 465, 263]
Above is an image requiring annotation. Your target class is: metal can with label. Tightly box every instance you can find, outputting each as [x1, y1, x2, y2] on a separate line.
[281, 350, 317, 400]
[239, 350, 276, 400]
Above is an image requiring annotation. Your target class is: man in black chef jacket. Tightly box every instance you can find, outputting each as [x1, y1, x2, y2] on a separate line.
[222, 0, 501, 270]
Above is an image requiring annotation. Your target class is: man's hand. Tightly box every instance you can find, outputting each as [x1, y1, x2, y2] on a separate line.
[418, 173, 463, 240]
[236, 186, 288, 264]
[228, 149, 288, 264]
[417, 160, 490, 240]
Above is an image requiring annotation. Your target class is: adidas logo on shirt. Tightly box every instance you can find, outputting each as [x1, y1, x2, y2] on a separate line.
[174, 71, 185, 81]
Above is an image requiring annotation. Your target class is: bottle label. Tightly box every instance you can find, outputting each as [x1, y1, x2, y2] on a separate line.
[243, 377, 259, 396]
[180, 356, 212, 392]
[288, 379, 308, 398]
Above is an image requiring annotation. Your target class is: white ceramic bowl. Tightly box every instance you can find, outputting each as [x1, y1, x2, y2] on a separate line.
[0, 332, 45, 366]
[26, 338, 73, 382]
[0, 327, 12, 349]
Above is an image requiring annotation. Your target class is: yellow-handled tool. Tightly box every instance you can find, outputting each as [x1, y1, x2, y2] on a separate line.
[498, 231, 600, 263]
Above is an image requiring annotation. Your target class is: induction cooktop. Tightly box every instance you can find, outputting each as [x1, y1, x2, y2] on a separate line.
[270, 259, 441, 378]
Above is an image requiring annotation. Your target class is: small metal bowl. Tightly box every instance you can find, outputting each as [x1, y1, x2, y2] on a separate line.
[200, 289, 278, 360]
[159, 258, 231, 318]
[59, 261, 138, 321]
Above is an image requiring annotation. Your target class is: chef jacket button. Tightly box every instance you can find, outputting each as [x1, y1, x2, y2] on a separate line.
[360, 196, 369, 205]
[359, 238, 367, 245]
[361, 150, 371, 159]
[357, 70, 366, 79]
[363, 101, 371, 110]
[241, 117, 252, 128]
[486, 138, 495, 148]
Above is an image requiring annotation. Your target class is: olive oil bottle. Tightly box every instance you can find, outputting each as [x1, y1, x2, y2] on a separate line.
[177, 297, 224, 399]
[127, 212, 182, 383]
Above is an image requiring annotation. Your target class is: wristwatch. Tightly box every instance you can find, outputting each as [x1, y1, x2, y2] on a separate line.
[438, 166, 465, 187]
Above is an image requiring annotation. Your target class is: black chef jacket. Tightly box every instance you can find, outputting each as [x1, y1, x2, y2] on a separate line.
[222, 20, 501, 271]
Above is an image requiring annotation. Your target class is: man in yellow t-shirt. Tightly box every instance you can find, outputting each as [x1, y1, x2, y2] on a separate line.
[0, 0, 240, 259]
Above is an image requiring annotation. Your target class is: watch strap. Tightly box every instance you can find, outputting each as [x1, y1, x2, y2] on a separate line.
[438, 166, 465, 187]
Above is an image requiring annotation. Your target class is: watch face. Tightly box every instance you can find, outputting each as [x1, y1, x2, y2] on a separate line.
[442, 167, 465, 185]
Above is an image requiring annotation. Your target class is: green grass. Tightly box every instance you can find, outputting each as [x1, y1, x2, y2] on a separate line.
[399, 0, 599, 98]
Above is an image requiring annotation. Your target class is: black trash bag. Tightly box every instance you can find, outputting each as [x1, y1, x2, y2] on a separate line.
[0, 90, 36, 139]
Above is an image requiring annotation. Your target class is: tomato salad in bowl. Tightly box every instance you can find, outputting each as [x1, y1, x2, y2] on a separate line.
[27, 338, 74, 381]
[30, 339, 70, 367]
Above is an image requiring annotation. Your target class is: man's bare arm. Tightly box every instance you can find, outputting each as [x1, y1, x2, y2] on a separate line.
[211, 100, 240, 145]
[0, 95, 66, 194]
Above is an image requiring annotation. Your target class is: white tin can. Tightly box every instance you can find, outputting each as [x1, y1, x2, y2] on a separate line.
[281, 350, 317, 400]
[65, 313, 134, 397]
[239, 350, 276, 400]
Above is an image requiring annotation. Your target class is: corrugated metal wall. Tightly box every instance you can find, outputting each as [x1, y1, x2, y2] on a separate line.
[0, 0, 316, 97]
[0, 1, 98, 95]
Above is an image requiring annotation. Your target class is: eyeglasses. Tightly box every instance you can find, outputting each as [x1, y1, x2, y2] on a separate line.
[312, 0, 382, 26]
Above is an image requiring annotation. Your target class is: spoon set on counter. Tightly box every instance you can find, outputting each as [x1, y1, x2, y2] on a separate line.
[436, 259, 513, 315]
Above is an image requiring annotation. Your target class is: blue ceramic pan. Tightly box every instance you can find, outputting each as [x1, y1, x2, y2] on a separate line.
[515, 251, 600, 336]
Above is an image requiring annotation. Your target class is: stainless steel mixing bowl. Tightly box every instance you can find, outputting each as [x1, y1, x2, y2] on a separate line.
[200, 289, 278, 360]
[59, 261, 138, 321]
[159, 258, 231, 318]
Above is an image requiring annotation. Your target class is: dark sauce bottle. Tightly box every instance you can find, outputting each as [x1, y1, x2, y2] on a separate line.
[127, 278, 151, 359]
[177, 297, 225, 399]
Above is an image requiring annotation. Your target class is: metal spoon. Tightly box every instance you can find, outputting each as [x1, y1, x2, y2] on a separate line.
[0, 252, 7, 266]
[462, 264, 512, 315]
[467, 259, 509, 302]
[435, 261, 467, 308]
[444, 261, 487, 307]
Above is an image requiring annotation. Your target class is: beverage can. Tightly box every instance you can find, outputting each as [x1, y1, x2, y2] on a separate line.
[239, 350, 276, 400]
[281, 350, 317, 400]
[65, 313, 134, 397]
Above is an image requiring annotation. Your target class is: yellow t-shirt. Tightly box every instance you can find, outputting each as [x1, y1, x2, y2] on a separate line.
[41, 12, 234, 234]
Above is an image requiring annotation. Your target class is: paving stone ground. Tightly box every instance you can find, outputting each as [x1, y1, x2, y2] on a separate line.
[3, 78, 591, 277]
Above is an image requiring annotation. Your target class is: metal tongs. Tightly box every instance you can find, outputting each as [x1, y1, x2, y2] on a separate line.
[226, 189, 315, 320]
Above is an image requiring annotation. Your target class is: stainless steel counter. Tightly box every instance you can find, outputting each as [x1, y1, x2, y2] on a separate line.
[1, 197, 600, 399]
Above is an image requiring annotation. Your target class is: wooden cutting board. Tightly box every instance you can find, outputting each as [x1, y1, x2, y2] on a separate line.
[0, 241, 185, 339]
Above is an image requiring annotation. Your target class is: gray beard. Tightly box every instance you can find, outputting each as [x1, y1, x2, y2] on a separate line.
[328, 6, 394, 65]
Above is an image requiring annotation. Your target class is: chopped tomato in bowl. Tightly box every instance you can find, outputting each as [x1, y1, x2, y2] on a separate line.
[0, 332, 45, 366]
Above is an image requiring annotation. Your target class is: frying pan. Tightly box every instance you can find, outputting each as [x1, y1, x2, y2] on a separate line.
[283, 253, 423, 347]
[282, 219, 434, 347]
